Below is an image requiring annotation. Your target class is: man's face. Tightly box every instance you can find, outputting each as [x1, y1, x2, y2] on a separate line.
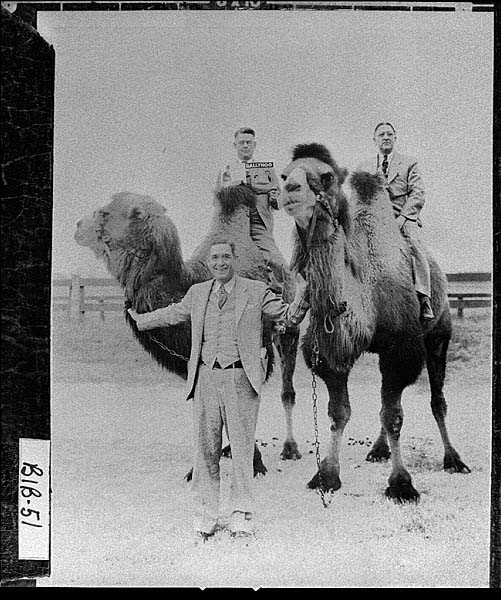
[208, 243, 236, 284]
[373, 125, 396, 155]
[234, 133, 256, 162]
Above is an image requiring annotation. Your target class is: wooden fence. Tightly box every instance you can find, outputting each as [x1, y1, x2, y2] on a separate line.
[52, 275, 125, 322]
[446, 272, 491, 318]
[53, 273, 492, 321]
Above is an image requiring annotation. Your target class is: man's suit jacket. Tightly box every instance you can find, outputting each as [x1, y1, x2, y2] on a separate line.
[356, 151, 425, 226]
[133, 276, 295, 400]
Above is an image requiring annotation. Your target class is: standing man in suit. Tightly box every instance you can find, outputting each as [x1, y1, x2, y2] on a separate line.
[127, 240, 308, 541]
[216, 127, 287, 288]
[356, 122, 434, 321]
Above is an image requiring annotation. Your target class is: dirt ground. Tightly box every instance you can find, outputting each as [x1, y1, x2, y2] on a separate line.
[41, 309, 493, 587]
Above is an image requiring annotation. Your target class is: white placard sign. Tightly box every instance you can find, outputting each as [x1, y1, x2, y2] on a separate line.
[18, 438, 51, 560]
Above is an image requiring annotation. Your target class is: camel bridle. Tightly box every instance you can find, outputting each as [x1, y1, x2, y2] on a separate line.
[303, 188, 340, 249]
[314, 189, 337, 224]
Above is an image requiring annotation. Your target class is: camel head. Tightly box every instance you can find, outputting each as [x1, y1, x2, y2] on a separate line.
[281, 143, 349, 242]
[75, 191, 185, 293]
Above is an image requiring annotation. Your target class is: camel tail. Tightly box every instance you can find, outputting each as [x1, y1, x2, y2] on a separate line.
[349, 171, 383, 204]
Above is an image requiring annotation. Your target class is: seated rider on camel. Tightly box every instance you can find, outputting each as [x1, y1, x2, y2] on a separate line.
[215, 127, 287, 289]
[356, 121, 434, 322]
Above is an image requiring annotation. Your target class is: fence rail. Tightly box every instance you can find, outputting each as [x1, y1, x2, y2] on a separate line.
[52, 275, 125, 322]
[447, 292, 491, 318]
[52, 274, 492, 321]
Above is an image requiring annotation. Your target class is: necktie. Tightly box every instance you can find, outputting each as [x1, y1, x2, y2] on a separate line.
[382, 155, 388, 177]
[218, 285, 228, 309]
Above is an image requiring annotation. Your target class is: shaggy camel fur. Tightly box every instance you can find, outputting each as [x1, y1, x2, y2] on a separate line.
[74, 185, 302, 476]
[281, 142, 470, 502]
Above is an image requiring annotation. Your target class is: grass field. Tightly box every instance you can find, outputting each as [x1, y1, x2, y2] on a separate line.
[44, 308, 493, 588]
[51, 306, 491, 384]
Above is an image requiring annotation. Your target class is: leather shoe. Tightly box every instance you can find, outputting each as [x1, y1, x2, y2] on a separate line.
[228, 511, 254, 537]
[420, 296, 435, 321]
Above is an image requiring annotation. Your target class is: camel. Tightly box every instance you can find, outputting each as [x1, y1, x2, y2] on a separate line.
[280, 142, 470, 502]
[74, 186, 302, 476]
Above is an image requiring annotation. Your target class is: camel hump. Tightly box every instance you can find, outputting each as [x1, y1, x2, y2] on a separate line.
[110, 191, 166, 217]
[215, 184, 256, 215]
[349, 171, 384, 204]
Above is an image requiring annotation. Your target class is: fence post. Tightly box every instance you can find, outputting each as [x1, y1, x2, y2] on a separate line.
[457, 295, 464, 319]
[69, 275, 79, 322]
[69, 274, 85, 322]
[78, 281, 85, 320]
[98, 298, 105, 322]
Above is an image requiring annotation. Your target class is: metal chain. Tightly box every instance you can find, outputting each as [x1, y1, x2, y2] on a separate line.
[150, 335, 189, 362]
[124, 300, 190, 362]
[311, 329, 332, 508]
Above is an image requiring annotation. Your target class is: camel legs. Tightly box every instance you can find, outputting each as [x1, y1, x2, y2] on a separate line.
[274, 327, 302, 460]
[365, 326, 470, 490]
[375, 345, 423, 502]
[307, 369, 351, 492]
[425, 331, 471, 473]
[366, 426, 391, 462]
[379, 384, 419, 502]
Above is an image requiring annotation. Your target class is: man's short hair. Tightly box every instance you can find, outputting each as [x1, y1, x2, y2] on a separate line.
[208, 239, 236, 257]
[234, 127, 256, 139]
[373, 122, 396, 135]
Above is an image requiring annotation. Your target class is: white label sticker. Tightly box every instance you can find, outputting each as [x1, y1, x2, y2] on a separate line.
[18, 438, 51, 560]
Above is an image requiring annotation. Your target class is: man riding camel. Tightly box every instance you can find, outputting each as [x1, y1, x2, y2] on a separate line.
[216, 127, 287, 288]
[356, 122, 434, 322]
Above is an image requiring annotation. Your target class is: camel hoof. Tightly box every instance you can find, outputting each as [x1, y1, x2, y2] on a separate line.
[366, 446, 391, 462]
[280, 440, 302, 461]
[385, 474, 420, 503]
[184, 468, 193, 482]
[444, 452, 471, 474]
[253, 462, 267, 478]
[306, 471, 341, 493]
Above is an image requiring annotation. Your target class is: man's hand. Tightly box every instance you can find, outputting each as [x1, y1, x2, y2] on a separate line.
[128, 308, 150, 326]
[128, 308, 152, 330]
[221, 165, 232, 185]
[283, 271, 309, 329]
[127, 308, 140, 322]
[268, 188, 280, 210]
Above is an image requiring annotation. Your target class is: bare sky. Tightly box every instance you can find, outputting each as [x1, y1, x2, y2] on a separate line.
[37, 9, 493, 278]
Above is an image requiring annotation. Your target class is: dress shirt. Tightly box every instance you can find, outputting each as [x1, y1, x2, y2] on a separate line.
[213, 276, 236, 296]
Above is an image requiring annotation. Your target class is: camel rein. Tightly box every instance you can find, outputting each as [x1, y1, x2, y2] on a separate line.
[310, 329, 332, 508]
[306, 191, 348, 508]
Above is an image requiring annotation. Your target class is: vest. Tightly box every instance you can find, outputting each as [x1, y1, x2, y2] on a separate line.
[201, 284, 240, 368]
